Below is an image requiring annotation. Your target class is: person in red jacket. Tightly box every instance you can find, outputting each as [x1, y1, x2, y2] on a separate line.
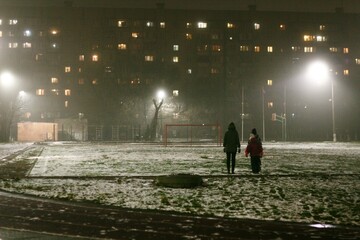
[245, 128, 263, 174]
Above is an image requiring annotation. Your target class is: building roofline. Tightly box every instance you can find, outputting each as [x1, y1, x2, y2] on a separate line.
[0, 0, 359, 13]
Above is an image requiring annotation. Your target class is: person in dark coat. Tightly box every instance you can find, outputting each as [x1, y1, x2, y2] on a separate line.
[245, 128, 263, 174]
[223, 122, 241, 174]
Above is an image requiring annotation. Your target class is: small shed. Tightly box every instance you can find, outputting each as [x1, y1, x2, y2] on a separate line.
[17, 122, 58, 142]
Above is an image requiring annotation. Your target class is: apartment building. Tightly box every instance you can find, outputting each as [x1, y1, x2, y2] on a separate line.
[0, 4, 359, 141]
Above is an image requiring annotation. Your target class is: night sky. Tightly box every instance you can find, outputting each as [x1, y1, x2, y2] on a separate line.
[0, 0, 360, 13]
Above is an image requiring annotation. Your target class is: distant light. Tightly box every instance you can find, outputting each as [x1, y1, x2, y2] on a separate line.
[309, 224, 336, 228]
[24, 30, 31, 37]
[306, 60, 330, 85]
[51, 29, 59, 35]
[0, 72, 15, 88]
[157, 90, 166, 100]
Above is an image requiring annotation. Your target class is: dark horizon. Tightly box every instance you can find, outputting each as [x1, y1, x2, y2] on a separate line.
[0, 0, 360, 13]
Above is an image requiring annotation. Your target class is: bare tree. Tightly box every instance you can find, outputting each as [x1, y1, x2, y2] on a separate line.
[0, 95, 23, 142]
[149, 98, 163, 141]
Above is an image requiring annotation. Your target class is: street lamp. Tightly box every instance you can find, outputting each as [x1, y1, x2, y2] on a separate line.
[156, 89, 166, 101]
[0, 71, 15, 89]
[306, 61, 336, 142]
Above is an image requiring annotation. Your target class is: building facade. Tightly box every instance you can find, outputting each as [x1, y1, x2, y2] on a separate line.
[0, 4, 359, 141]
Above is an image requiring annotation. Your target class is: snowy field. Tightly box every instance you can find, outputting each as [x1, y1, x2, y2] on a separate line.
[0, 141, 359, 227]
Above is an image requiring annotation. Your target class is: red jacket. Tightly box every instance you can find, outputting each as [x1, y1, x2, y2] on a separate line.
[245, 135, 263, 157]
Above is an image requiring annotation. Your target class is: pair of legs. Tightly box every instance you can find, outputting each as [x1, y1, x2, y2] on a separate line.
[250, 156, 261, 173]
[226, 152, 236, 174]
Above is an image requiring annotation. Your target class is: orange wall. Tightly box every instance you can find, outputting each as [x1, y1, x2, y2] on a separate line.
[17, 122, 58, 142]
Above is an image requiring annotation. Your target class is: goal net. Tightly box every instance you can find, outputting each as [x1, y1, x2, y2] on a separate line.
[163, 124, 222, 146]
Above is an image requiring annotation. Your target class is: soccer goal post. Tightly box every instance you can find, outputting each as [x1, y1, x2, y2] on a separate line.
[163, 124, 222, 146]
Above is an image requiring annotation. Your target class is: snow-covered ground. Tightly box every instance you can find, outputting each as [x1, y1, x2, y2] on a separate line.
[0, 142, 359, 226]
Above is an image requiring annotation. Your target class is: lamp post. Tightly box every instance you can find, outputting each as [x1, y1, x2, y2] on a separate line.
[330, 76, 336, 142]
[306, 61, 336, 142]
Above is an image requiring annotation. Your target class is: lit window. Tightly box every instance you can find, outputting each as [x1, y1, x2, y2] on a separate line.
[173, 90, 179, 97]
[187, 69, 192, 74]
[172, 56, 179, 62]
[227, 23, 235, 28]
[79, 55, 85, 61]
[292, 46, 301, 52]
[304, 35, 314, 41]
[146, 21, 154, 27]
[197, 22, 207, 28]
[65, 101, 69, 108]
[173, 45, 179, 51]
[51, 77, 58, 84]
[160, 22, 166, 28]
[268, 102, 273, 108]
[355, 59, 360, 65]
[51, 43, 58, 48]
[304, 47, 313, 53]
[8, 42, 18, 48]
[145, 55, 154, 62]
[254, 23, 260, 30]
[9, 19, 18, 25]
[50, 29, 59, 35]
[132, 32, 139, 38]
[320, 25, 326, 31]
[186, 22, 192, 28]
[118, 43, 127, 50]
[330, 47, 338, 53]
[267, 80, 273, 86]
[344, 69, 349, 76]
[92, 79, 98, 85]
[23, 42, 32, 48]
[0, 31, 2, 37]
[65, 66, 71, 72]
[280, 24, 286, 30]
[78, 78, 85, 85]
[105, 66, 112, 73]
[0, 19, 2, 25]
[267, 46, 273, 52]
[36, 89, 45, 96]
[92, 54, 99, 61]
[211, 68, 219, 74]
[212, 45, 221, 52]
[254, 46, 260, 52]
[65, 89, 71, 96]
[186, 33, 192, 40]
[78, 67, 82, 73]
[343, 48, 349, 54]
[131, 78, 140, 84]
[316, 35, 327, 42]
[51, 89, 59, 95]
[24, 30, 31, 37]
[240, 45, 249, 52]
[35, 53, 43, 61]
[118, 20, 126, 27]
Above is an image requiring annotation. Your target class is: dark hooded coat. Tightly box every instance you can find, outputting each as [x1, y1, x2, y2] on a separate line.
[223, 122, 240, 152]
